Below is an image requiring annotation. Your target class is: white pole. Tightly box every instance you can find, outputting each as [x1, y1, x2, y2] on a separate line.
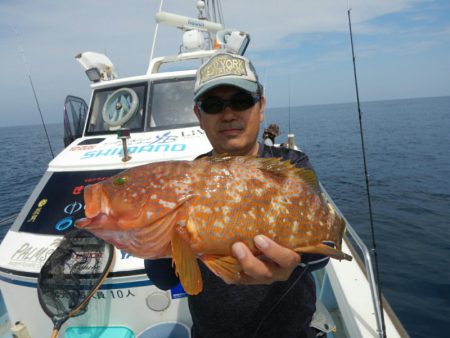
[149, 0, 165, 66]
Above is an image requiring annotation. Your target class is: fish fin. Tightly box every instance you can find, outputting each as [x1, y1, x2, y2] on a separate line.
[208, 153, 233, 162]
[171, 227, 203, 295]
[294, 243, 352, 261]
[201, 255, 243, 284]
[257, 158, 320, 192]
[295, 168, 320, 192]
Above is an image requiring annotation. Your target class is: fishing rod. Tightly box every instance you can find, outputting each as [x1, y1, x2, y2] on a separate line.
[347, 7, 387, 338]
[288, 76, 291, 135]
[14, 27, 55, 159]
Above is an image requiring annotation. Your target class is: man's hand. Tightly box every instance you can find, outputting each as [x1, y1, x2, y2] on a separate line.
[231, 235, 300, 285]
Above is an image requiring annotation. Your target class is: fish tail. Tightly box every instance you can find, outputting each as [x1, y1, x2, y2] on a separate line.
[337, 216, 347, 251]
[294, 243, 352, 261]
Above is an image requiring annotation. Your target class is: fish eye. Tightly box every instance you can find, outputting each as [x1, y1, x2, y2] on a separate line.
[113, 176, 129, 186]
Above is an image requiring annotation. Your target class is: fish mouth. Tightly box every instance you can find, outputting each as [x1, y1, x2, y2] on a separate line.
[76, 183, 118, 229]
[75, 212, 117, 230]
[83, 183, 110, 218]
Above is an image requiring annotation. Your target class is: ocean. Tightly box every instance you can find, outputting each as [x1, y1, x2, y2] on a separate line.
[1, 96, 449, 337]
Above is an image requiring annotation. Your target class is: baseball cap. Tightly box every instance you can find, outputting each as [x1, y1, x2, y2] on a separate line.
[193, 52, 261, 101]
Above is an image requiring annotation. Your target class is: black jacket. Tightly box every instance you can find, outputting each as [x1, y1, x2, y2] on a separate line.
[144, 144, 329, 337]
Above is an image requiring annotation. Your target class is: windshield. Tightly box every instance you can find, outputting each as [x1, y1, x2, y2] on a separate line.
[86, 83, 147, 135]
[85, 78, 198, 135]
[147, 78, 198, 130]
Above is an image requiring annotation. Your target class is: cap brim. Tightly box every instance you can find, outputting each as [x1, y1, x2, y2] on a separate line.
[194, 78, 258, 101]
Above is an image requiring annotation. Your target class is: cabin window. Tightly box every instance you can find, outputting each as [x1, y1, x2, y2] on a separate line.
[147, 78, 198, 130]
[86, 83, 147, 135]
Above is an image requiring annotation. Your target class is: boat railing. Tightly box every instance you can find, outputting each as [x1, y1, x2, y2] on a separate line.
[0, 213, 17, 244]
[147, 50, 216, 75]
[319, 183, 385, 338]
[0, 214, 17, 227]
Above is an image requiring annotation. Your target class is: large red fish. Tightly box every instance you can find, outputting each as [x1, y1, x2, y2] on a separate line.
[76, 155, 351, 294]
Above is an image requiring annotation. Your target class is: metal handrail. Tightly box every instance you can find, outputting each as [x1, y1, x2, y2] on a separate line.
[320, 183, 385, 338]
[0, 214, 18, 227]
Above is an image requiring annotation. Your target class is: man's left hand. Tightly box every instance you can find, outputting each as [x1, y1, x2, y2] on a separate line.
[231, 235, 301, 285]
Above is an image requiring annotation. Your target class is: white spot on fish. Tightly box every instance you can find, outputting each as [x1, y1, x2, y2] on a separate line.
[213, 221, 225, 229]
[254, 188, 263, 196]
[267, 215, 276, 225]
[146, 211, 153, 219]
[222, 206, 231, 216]
[159, 200, 176, 209]
[201, 207, 212, 214]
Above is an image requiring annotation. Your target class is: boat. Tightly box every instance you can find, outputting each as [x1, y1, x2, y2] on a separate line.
[0, 1, 409, 337]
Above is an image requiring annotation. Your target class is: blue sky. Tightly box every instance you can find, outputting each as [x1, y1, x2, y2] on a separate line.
[0, 0, 449, 126]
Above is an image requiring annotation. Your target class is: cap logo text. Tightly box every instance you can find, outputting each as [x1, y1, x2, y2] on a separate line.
[199, 54, 247, 84]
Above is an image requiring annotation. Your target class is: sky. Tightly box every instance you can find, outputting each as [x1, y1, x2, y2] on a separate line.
[0, 0, 449, 127]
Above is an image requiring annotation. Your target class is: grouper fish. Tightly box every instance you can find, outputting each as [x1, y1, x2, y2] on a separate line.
[75, 155, 352, 295]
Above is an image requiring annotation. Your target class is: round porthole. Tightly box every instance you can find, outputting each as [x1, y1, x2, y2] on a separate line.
[102, 88, 139, 127]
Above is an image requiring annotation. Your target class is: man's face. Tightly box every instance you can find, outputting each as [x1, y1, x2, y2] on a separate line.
[194, 86, 266, 156]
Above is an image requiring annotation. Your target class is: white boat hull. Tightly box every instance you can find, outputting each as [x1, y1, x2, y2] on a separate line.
[0, 230, 192, 337]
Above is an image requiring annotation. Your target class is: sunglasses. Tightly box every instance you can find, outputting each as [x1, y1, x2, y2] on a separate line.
[197, 92, 261, 114]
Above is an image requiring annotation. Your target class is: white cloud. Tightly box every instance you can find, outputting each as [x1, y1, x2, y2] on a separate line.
[0, 0, 447, 126]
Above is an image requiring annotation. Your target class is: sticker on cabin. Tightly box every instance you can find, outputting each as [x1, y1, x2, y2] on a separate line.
[19, 170, 121, 235]
[171, 283, 188, 299]
[80, 143, 187, 159]
[8, 238, 61, 270]
[26, 199, 48, 223]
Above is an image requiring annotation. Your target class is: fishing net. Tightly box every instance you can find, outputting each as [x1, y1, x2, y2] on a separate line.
[38, 228, 114, 336]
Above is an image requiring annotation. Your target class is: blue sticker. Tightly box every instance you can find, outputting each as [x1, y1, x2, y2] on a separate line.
[55, 217, 73, 231]
[171, 283, 188, 299]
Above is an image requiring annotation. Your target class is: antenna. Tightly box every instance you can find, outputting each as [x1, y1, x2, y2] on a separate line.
[14, 26, 55, 158]
[288, 76, 291, 135]
[149, 0, 165, 64]
[347, 7, 386, 338]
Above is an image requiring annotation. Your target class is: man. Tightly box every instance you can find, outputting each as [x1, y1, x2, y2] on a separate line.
[262, 123, 280, 146]
[145, 52, 328, 338]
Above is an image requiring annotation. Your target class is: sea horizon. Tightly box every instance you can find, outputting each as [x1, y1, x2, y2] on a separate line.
[1, 94, 449, 129]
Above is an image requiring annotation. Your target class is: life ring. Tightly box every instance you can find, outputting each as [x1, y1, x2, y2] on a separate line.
[102, 88, 139, 127]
